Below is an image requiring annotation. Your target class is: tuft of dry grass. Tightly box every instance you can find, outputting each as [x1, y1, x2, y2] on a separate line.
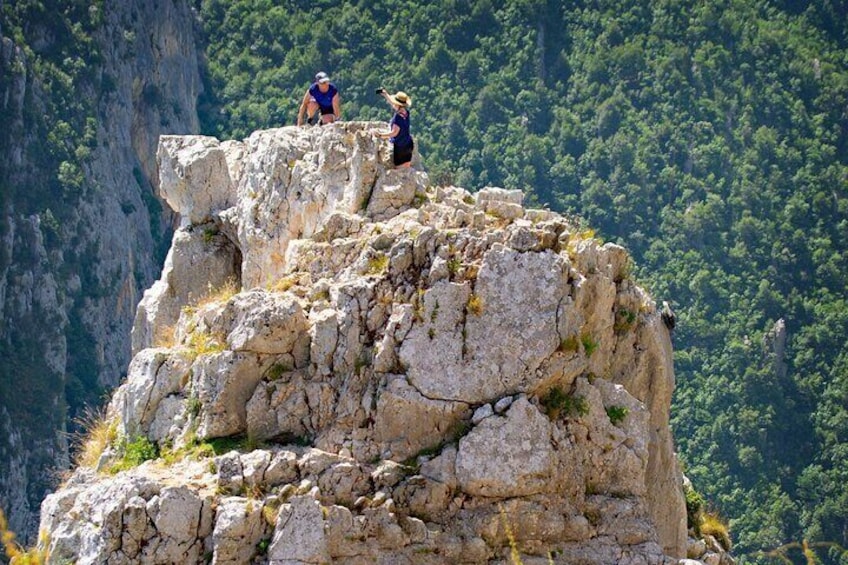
[366, 253, 389, 275]
[74, 410, 118, 469]
[467, 294, 483, 315]
[267, 275, 298, 293]
[195, 278, 240, 309]
[185, 330, 226, 359]
[701, 511, 732, 551]
[153, 324, 177, 349]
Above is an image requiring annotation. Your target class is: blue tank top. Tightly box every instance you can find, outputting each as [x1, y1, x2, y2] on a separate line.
[390, 109, 412, 147]
[309, 83, 338, 110]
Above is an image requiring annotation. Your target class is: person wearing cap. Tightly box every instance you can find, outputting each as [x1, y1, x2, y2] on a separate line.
[375, 88, 413, 168]
[297, 71, 340, 126]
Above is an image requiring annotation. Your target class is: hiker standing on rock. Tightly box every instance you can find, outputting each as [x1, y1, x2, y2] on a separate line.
[297, 71, 341, 126]
[375, 88, 413, 168]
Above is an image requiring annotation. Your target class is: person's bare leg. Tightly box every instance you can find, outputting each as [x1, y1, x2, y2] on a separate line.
[306, 101, 320, 123]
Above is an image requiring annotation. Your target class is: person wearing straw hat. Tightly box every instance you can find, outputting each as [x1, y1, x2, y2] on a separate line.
[297, 71, 341, 126]
[375, 88, 414, 168]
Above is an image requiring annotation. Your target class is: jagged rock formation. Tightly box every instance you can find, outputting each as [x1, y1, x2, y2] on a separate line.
[40, 122, 689, 563]
[0, 1, 200, 540]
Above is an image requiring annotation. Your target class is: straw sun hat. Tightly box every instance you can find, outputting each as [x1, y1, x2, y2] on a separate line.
[388, 91, 412, 108]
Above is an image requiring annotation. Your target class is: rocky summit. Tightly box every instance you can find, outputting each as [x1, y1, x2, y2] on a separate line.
[39, 122, 691, 564]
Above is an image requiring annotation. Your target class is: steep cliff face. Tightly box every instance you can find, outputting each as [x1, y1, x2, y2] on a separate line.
[0, 1, 200, 540]
[40, 123, 690, 563]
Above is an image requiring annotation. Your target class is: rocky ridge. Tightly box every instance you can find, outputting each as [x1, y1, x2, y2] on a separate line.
[42, 122, 691, 563]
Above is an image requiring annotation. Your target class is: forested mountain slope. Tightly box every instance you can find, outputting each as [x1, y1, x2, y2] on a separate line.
[0, 0, 199, 539]
[195, 0, 847, 560]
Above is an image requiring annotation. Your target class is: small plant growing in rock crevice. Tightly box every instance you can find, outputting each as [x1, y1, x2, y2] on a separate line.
[186, 329, 226, 359]
[466, 293, 483, 315]
[195, 278, 240, 309]
[540, 387, 589, 420]
[109, 434, 159, 473]
[606, 405, 629, 426]
[447, 257, 461, 276]
[264, 361, 292, 381]
[366, 253, 388, 275]
[581, 333, 598, 357]
[559, 334, 580, 354]
[613, 309, 637, 334]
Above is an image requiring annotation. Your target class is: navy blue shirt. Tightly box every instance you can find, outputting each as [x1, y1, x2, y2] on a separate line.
[309, 83, 338, 111]
[390, 108, 412, 147]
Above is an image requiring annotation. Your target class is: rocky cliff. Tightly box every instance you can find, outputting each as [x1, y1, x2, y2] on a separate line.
[0, 0, 200, 540]
[39, 122, 692, 564]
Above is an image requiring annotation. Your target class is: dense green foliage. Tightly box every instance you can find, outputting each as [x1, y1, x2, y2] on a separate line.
[196, 1, 847, 560]
[0, 0, 108, 454]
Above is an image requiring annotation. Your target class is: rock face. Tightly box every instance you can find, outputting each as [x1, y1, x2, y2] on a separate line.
[40, 122, 688, 563]
[0, 1, 200, 540]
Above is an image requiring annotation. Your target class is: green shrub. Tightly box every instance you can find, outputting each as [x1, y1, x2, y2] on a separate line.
[581, 333, 598, 357]
[110, 434, 159, 473]
[606, 405, 629, 425]
[264, 362, 291, 381]
[540, 387, 589, 420]
[613, 309, 637, 333]
[684, 484, 705, 533]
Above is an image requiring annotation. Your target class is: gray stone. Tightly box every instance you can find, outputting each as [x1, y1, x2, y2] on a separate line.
[456, 397, 554, 497]
[268, 495, 329, 563]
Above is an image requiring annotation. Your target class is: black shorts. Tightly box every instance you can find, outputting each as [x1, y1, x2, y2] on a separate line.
[319, 105, 334, 115]
[393, 140, 414, 166]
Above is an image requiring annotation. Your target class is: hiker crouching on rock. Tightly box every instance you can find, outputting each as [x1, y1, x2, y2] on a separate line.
[297, 71, 340, 126]
[375, 88, 413, 168]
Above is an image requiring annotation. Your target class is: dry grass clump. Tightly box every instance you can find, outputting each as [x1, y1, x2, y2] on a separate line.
[1, 508, 49, 564]
[74, 410, 118, 469]
[186, 330, 226, 359]
[153, 324, 177, 348]
[467, 294, 483, 315]
[195, 278, 240, 309]
[366, 253, 389, 275]
[701, 512, 732, 551]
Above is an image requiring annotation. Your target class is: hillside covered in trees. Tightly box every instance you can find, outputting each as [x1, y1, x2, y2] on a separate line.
[195, 0, 847, 561]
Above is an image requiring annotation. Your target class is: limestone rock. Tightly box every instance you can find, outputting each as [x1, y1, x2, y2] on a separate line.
[268, 495, 329, 563]
[456, 396, 554, 497]
[39, 123, 695, 563]
[212, 497, 266, 564]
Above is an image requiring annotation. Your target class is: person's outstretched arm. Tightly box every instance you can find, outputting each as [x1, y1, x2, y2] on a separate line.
[379, 89, 395, 108]
[333, 92, 341, 120]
